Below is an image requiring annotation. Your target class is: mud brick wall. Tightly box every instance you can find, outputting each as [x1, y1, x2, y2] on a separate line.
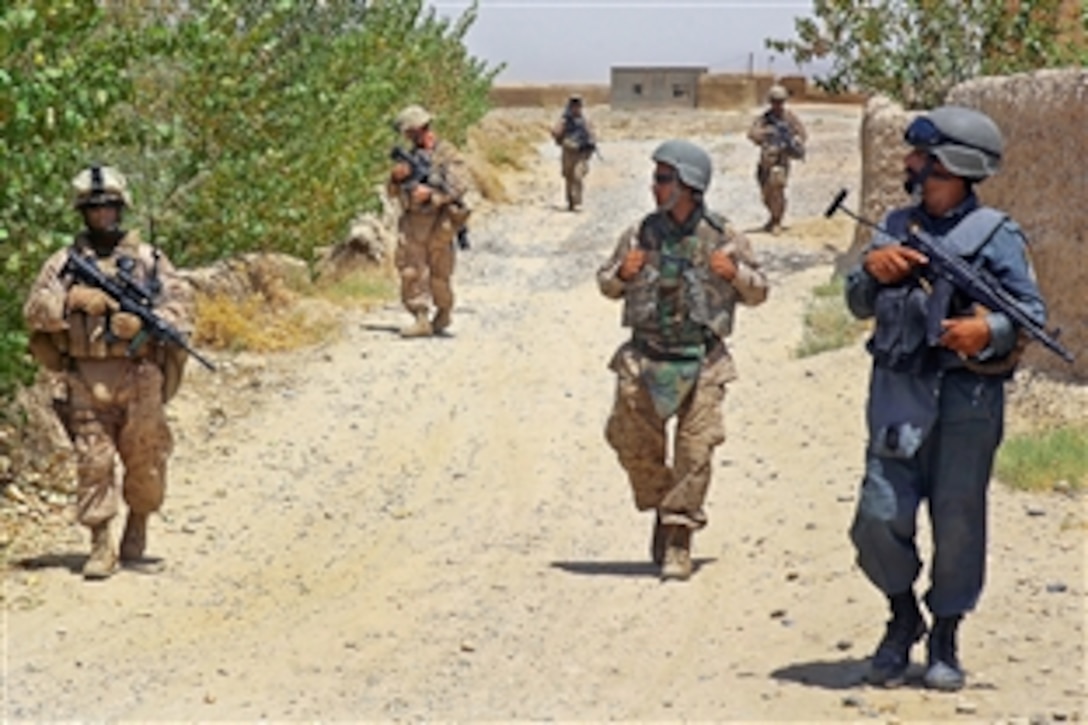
[844, 69, 1086, 380]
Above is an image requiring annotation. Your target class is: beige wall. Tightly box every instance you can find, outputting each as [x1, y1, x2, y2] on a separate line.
[842, 69, 1087, 380]
[947, 69, 1087, 380]
[488, 84, 610, 108]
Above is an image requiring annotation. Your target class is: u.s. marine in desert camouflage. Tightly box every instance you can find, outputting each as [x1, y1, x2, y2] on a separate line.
[23, 165, 194, 580]
[387, 104, 471, 338]
[598, 140, 768, 581]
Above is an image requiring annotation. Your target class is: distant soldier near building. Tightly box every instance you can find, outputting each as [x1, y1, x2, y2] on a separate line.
[388, 104, 471, 337]
[551, 95, 598, 211]
[747, 84, 807, 234]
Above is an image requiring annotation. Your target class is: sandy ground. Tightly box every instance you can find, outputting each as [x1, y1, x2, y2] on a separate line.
[3, 104, 1085, 722]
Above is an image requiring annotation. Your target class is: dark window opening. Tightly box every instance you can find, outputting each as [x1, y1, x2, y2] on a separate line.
[633, 83, 643, 95]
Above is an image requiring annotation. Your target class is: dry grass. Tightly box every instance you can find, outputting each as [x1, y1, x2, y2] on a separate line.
[465, 114, 549, 203]
[313, 265, 397, 309]
[194, 293, 341, 353]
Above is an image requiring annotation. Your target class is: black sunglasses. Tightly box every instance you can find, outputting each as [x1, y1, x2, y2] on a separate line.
[653, 172, 677, 185]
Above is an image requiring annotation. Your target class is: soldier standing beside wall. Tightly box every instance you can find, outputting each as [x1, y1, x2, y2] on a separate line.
[845, 107, 1048, 692]
[597, 140, 768, 581]
[747, 84, 807, 235]
[551, 95, 597, 212]
[388, 104, 471, 338]
[22, 165, 194, 580]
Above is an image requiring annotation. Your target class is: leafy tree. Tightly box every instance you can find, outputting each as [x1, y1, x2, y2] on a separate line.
[0, 0, 500, 401]
[767, 0, 1087, 108]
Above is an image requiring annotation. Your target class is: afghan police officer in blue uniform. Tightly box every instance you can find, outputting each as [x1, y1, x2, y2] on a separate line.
[845, 106, 1047, 691]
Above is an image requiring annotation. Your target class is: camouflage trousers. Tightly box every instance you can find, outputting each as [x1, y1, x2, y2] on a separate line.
[604, 343, 737, 529]
[561, 147, 590, 209]
[63, 358, 173, 528]
[395, 213, 457, 316]
[756, 162, 790, 225]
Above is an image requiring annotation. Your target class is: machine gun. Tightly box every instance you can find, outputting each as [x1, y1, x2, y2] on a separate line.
[390, 145, 471, 250]
[768, 116, 805, 161]
[562, 113, 601, 159]
[61, 249, 217, 371]
[825, 189, 1074, 364]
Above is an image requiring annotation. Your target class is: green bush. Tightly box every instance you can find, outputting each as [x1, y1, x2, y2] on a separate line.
[996, 424, 1088, 492]
[0, 0, 500, 401]
[795, 275, 867, 358]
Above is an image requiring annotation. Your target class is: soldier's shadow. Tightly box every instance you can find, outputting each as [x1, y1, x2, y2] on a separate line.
[549, 557, 715, 579]
[12, 551, 87, 575]
[770, 657, 874, 690]
[13, 552, 165, 577]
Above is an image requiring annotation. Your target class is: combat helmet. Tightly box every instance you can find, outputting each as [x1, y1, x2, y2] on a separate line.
[652, 139, 713, 192]
[71, 165, 132, 209]
[768, 84, 789, 102]
[905, 105, 1003, 180]
[395, 104, 432, 133]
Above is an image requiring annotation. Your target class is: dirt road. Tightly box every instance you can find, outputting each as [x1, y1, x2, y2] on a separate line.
[4, 105, 1084, 722]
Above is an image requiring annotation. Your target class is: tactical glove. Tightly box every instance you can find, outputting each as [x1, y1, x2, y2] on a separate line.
[66, 285, 118, 316]
[863, 245, 928, 284]
[109, 312, 143, 341]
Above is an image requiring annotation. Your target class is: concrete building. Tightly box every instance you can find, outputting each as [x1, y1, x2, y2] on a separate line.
[610, 66, 708, 109]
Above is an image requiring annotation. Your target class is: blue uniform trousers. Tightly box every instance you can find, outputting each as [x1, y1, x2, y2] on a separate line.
[849, 369, 1005, 616]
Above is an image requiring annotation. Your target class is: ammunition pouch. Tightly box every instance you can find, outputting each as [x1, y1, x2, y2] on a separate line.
[867, 283, 934, 374]
[28, 331, 67, 372]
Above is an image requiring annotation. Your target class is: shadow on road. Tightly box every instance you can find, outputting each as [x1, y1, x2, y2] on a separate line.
[770, 657, 871, 690]
[11, 552, 86, 575]
[549, 557, 716, 578]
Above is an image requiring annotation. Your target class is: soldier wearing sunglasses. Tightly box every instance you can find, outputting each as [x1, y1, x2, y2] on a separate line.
[844, 106, 1048, 691]
[596, 140, 769, 581]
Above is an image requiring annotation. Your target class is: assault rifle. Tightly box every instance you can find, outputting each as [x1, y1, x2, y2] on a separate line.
[768, 116, 805, 161]
[61, 249, 218, 370]
[825, 189, 1074, 364]
[390, 145, 470, 250]
[562, 113, 601, 159]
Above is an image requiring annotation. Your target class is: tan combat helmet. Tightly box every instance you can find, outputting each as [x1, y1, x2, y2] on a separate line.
[71, 165, 132, 209]
[395, 104, 433, 133]
[768, 84, 789, 102]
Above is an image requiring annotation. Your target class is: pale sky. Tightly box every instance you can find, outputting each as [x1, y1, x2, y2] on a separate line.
[428, 1, 821, 84]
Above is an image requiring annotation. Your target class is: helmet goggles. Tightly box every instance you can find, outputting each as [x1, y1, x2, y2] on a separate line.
[904, 116, 999, 159]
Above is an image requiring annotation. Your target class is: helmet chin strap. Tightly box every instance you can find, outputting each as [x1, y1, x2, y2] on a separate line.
[904, 154, 937, 196]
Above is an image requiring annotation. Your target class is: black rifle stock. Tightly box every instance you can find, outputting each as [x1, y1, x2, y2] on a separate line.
[390, 145, 470, 250]
[825, 189, 1074, 364]
[61, 250, 217, 371]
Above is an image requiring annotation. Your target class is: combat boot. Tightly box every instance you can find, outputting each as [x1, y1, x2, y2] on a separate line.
[431, 308, 452, 335]
[120, 511, 148, 563]
[399, 311, 432, 338]
[82, 522, 117, 580]
[924, 615, 966, 691]
[650, 512, 667, 566]
[866, 591, 926, 686]
[660, 525, 692, 581]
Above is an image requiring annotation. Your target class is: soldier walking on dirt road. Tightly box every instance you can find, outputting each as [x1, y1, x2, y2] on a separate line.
[845, 106, 1048, 692]
[747, 84, 807, 235]
[22, 165, 194, 580]
[388, 104, 471, 338]
[597, 140, 769, 581]
[551, 94, 597, 212]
